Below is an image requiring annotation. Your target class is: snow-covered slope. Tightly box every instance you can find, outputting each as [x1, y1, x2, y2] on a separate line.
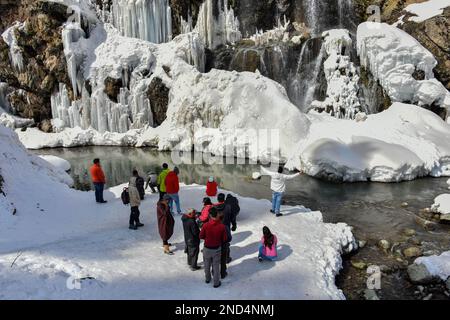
[0, 125, 356, 299]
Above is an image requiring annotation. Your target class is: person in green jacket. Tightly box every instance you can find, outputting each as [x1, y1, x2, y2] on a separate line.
[157, 163, 170, 201]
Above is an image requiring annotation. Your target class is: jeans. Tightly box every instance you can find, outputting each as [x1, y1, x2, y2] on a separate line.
[94, 183, 105, 202]
[271, 192, 283, 214]
[258, 244, 277, 261]
[168, 193, 182, 214]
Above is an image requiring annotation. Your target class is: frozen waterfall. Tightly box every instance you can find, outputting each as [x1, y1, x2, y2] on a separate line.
[111, 0, 173, 43]
[195, 0, 242, 49]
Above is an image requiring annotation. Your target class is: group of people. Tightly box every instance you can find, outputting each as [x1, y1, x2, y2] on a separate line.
[89, 159, 300, 288]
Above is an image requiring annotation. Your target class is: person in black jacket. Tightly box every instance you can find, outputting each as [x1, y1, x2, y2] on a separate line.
[182, 208, 201, 271]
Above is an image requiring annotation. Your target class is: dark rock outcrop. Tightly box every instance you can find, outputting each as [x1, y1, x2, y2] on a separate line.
[0, 0, 72, 124]
[147, 77, 170, 126]
[104, 77, 123, 103]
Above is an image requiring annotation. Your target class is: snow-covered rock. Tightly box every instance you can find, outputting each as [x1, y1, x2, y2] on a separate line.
[286, 103, 450, 182]
[38, 155, 72, 172]
[0, 124, 357, 299]
[431, 194, 450, 214]
[415, 251, 450, 282]
[357, 22, 450, 115]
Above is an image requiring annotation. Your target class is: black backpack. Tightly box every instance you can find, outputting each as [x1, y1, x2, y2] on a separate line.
[121, 187, 130, 205]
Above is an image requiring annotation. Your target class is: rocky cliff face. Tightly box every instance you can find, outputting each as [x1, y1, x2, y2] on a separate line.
[0, 0, 72, 127]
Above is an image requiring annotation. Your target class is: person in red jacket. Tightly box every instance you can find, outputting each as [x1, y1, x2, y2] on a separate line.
[200, 207, 228, 288]
[89, 158, 107, 203]
[165, 167, 182, 215]
[206, 176, 218, 197]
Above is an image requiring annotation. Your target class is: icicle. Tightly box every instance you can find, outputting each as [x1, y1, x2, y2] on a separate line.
[194, 0, 242, 49]
[111, 0, 173, 43]
[1, 22, 25, 72]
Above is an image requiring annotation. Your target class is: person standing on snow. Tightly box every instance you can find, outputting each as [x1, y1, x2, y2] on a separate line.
[206, 176, 218, 197]
[260, 166, 300, 217]
[157, 163, 170, 201]
[165, 166, 182, 215]
[200, 207, 228, 288]
[157, 194, 175, 255]
[128, 170, 144, 230]
[90, 158, 107, 203]
[182, 209, 201, 271]
[145, 171, 158, 193]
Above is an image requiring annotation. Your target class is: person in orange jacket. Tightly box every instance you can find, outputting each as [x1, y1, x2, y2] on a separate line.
[90, 158, 107, 203]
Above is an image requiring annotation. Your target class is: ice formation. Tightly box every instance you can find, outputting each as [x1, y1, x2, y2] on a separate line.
[415, 251, 450, 282]
[311, 29, 361, 119]
[194, 0, 242, 49]
[1, 22, 25, 72]
[250, 16, 291, 46]
[110, 0, 173, 43]
[357, 22, 450, 116]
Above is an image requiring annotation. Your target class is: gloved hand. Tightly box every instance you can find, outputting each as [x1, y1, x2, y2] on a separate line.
[231, 225, 237, 232]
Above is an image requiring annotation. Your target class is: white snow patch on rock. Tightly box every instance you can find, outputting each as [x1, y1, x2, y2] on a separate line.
[405, 0, 450, 23]
[431, 194, 450, 214]
[415, 251, 450, 281]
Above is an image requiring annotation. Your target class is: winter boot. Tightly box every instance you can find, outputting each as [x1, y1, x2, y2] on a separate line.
[136, 223, 144, 228]
[163, 245, 174, 255]
[129, 224, 137, 230]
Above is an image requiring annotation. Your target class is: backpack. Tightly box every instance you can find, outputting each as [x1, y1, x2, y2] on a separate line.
[121, 187, 130, 205]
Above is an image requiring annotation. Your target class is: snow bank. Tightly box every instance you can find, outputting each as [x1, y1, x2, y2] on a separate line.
[431, 194, 450, 214]
[286, 103, 450, 182]
[0, 125, 74, 220]
[38, 155, 71, 172]
[405, 0, 450, 23]
[357, 22, 450, 114]
[0, 125, 356, 299]
[415, 251, 450, 281]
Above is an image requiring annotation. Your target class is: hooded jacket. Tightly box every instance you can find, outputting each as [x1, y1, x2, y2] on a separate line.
[157, 201, 175, 242]
[128, 176, 141, 207]
[165, 171, 180, 194]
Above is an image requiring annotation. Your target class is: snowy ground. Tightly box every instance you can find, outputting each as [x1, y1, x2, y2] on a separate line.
[405, 0, 450, 23]
[0, 126, 356, 300]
